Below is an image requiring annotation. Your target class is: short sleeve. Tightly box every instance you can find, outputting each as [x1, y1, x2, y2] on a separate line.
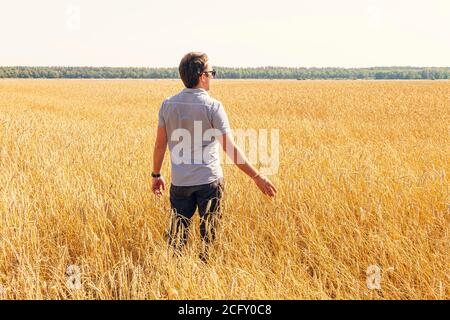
[157, 101, 165, 127]
[211, 102, 231, 135]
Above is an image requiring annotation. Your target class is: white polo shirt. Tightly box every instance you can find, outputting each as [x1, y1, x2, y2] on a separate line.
[158, 87, 232, 186]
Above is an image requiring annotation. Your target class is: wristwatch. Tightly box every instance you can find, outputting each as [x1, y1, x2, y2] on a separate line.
[151, 172, 161, 178]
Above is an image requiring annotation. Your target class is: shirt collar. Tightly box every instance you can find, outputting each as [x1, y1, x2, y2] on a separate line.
[182, 87, 209, 95]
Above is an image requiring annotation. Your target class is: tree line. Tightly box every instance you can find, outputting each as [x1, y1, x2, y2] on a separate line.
[0, 66, 448, 80]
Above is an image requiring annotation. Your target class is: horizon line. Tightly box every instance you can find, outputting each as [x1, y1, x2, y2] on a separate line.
[1, 65, 449, 69]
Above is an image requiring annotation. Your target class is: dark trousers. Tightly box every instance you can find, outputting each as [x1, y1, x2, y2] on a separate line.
[168, 177, 225, 260]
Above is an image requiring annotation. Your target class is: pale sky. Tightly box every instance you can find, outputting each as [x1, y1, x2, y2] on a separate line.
[1, 0, 449, 67]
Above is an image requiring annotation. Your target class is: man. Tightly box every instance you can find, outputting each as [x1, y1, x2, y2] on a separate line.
[152, 52, 277, 261]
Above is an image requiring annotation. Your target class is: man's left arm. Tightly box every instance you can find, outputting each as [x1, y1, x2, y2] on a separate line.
[152, 126, 167, 196]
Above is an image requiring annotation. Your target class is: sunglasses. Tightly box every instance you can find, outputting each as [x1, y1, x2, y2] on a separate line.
[202, 69, 216, 77]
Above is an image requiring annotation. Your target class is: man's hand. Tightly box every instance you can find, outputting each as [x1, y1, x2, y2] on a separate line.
[152, 176, 166, 196]
[253, 174, 277, 197]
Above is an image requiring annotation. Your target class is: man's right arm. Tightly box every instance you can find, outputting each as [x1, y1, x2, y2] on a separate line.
[217, 132, 277, 197]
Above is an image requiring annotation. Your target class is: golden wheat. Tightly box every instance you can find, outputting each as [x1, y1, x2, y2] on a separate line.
[0, 79, 448, 299]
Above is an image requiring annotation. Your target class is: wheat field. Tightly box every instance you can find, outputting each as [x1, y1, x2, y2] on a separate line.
[0, 79, 448, 299]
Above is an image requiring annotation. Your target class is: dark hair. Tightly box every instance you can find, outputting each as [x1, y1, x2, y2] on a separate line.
[179, 52, 209, 88]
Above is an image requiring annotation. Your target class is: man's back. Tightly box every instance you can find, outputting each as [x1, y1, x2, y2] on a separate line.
[158, 87, 231, 186]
